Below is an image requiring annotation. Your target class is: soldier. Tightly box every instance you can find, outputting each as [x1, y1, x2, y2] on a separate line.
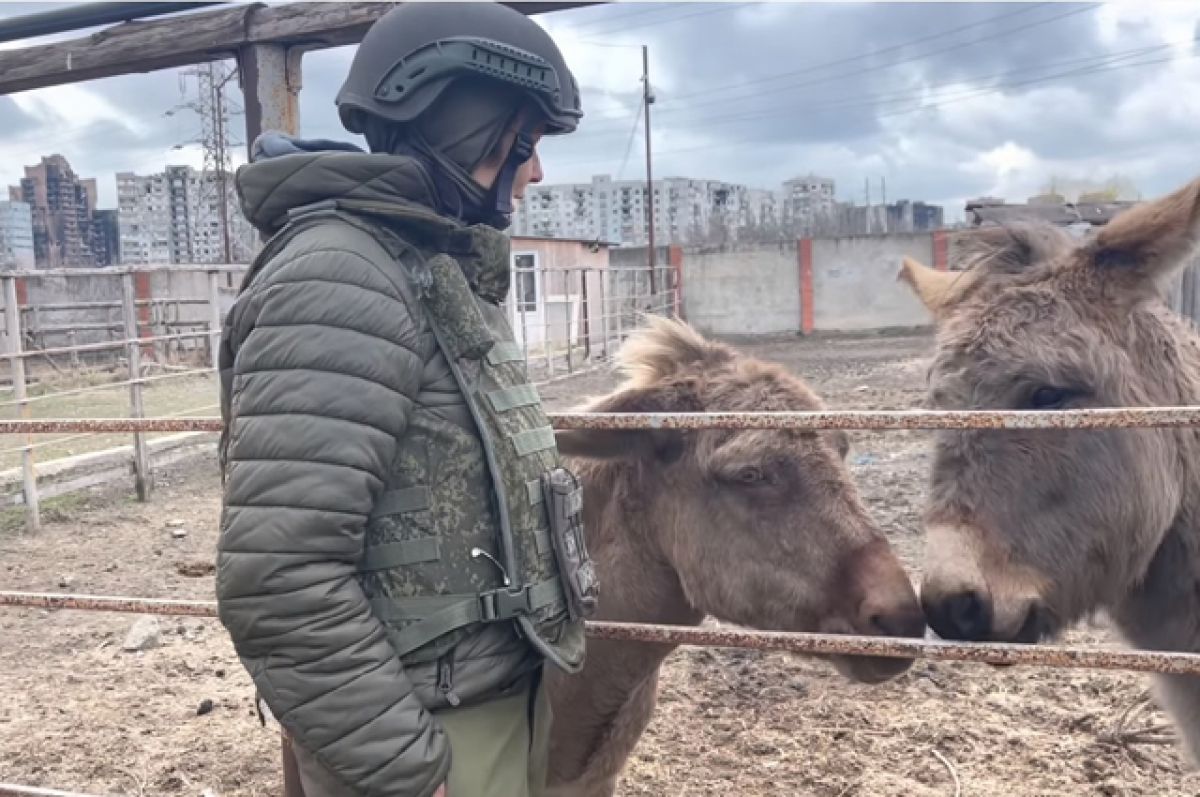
[214, 4, 597, 797]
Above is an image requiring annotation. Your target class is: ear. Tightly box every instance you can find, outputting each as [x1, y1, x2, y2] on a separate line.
[897, 256, 966, 319]
[555, 384, 689, 464]
[1084, 177, 1200, 295]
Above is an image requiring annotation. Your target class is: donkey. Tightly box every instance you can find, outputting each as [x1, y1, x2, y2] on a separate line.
[897, 175, 1200, 764]
[544, 316, 926, 796]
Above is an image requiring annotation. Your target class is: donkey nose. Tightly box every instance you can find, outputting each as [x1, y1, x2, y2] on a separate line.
[923, 589, 992, 641]
[863, 599, 926, 638]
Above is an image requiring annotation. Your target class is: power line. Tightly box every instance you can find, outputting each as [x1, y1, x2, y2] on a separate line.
[552, 46, 1194, 169]
[565, 2, 679, 33]
[669, 1, 1053, 103]
[583, 2, 1099, 124]
[614, 95, 643, 181]
[573, 38, 1182, 140]
[578, 2, 751, 40]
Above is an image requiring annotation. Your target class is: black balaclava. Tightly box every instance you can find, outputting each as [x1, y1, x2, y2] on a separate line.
[363, 79, 536, 229]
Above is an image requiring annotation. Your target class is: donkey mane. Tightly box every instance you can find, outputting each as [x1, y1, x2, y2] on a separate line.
[615, 314, 734, 387]
[609, 315, 823, 413]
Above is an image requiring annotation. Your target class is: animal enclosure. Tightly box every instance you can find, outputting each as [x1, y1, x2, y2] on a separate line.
[1, 332, 1198, 796]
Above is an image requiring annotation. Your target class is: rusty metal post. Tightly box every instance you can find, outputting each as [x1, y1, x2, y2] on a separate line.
[599, 268, 609, 359]
[121, 273, 151, 501]
[541, 267, 554, 378]
[564, 270, 573, 374]
[207, 269, 222, 371]
[238, 43, 303, 155]
[579, 267, 591, 360]
[4, 276, 38, 532]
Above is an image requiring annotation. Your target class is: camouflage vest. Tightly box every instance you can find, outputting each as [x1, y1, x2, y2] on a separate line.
[237, 200, 591, 677]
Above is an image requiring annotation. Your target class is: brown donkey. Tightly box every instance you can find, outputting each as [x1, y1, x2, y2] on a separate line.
[544, 316, 925, 796]
[899, 175, 1200, 765]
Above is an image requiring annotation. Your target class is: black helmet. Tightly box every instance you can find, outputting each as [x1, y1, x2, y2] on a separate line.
[336, 2, 583, 137]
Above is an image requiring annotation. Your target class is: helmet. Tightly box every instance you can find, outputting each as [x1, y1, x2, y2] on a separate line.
[336, 2, 583, 137]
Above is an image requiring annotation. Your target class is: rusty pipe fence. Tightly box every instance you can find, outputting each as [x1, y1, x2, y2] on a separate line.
[5, 403, 1200, 794]
[5, 589, 1200, 677]
[1, 266, 244, 531]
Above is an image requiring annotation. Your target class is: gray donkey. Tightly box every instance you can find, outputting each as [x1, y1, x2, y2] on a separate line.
[899, 174, 1200, 764]
[545, 316, 925, 796]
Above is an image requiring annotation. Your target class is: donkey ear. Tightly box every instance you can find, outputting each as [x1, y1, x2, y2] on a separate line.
[897, 256, 966, 319]
[1084, 177, 1200, 295]
[555, 384, 687, 464]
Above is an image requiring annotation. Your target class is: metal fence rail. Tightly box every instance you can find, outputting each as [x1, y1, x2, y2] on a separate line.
[5, 406, 1200, 436]
[4, 590, 1200, 677]
[0, 784, 105, 797]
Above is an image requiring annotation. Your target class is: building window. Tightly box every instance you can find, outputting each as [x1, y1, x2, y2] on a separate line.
[513, 252, 538, 312]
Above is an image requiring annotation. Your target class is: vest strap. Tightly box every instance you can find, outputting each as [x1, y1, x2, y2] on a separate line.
[374, 578, 564, 656]
[511, 426, 556, 457]
[360, 537, 442, 571]
[369, 485, 431, 520]
[486, 342, 524, 365]
[485, 384, 540, 413]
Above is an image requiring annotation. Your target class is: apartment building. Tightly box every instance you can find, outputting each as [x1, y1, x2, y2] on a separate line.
[8, 155, 109, 268]
[512, 174, 761, 246]
[117, 165, 255, 265]
[0, 201, 35, 270]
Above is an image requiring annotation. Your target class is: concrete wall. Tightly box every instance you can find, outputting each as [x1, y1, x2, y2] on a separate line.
[809, 233, 934, 332]
[682, 242, 798, 336]
[678, 233, 944, 336]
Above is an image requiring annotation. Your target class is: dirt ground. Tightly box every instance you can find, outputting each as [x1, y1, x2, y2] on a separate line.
[2, 331, 1198, 796]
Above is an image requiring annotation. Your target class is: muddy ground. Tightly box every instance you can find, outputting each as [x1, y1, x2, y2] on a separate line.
[1, 331, 1197, 796]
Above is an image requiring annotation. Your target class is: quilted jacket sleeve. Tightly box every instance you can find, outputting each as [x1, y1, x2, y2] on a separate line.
[215, 232, 448, 797]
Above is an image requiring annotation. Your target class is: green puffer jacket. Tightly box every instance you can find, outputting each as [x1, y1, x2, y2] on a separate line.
[215, 141, 568, 797]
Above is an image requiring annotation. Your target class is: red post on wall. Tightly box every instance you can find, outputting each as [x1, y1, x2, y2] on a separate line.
[932, 230, 949, 271]
[668, 244, 684, 320]
[14, 277, 27, 308]
[798, 238, 814, 334]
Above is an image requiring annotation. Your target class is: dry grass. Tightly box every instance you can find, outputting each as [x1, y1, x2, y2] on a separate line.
[0, 372, 218, 471]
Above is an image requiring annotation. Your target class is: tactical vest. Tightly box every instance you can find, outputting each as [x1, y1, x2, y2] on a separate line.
[232, 201, 595, 678]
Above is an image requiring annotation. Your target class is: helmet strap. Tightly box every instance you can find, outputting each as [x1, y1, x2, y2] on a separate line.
[491, 120, 538, 217]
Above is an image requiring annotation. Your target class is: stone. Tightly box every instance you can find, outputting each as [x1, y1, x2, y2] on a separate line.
[122, 616, 161, 652]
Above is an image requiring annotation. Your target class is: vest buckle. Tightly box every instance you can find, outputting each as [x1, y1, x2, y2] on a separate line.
[479, 585, 532, 622]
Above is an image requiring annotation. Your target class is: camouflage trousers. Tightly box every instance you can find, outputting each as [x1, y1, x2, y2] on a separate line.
[284, 668, 553, 797]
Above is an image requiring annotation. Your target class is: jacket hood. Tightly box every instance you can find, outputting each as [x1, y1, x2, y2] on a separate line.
[235, 131, 454, 236]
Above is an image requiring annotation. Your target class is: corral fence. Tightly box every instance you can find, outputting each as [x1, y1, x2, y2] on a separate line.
[0, 261, 674, 531]
[5, 406, 1200, 796]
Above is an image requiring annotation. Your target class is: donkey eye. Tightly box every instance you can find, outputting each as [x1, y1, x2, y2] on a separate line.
[735, 466, 766, 485]
[1027, 386, 1073, 410]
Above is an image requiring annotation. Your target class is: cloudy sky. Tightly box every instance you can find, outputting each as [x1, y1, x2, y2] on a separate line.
[2, 1, 1200, 221]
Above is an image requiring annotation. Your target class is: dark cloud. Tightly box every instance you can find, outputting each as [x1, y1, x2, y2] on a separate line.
[1, 1, 1198, 218]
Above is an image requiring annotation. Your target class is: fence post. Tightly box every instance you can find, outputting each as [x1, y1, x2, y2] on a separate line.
[599, 269, 610, 360]
[542, 267, 554, 379]
[4, 276, 39, 532]
[580, 268, 591, 360]
[121, 273, 151, 501]
[208, 270, 222, 371]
